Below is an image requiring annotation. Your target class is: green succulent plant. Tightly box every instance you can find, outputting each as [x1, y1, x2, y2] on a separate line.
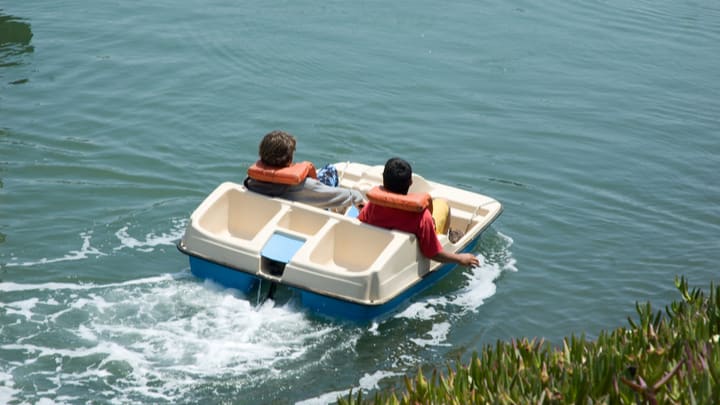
[339, 277, 719, 404]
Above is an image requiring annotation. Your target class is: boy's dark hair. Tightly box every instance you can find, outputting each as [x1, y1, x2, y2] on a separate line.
[383, 157, 412, 194]
[259, 130, 296, 167]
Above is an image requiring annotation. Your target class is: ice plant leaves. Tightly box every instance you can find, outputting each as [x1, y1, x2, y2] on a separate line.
[338, 277, 720, 404]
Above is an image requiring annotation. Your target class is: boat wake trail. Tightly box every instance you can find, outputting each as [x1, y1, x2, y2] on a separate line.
[0, 274, 346, 404]
[113, 218, 188, 253]
[2, 231, 106, 268]
[395, 231, 516, 325]
[0, 226, 515, 404]
[2, 218, 188, 268]
[299, 231, 517, 404]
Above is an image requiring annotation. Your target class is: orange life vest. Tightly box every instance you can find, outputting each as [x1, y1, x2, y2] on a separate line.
[247, 160, 317, 185]
[366, 186, 431, 213]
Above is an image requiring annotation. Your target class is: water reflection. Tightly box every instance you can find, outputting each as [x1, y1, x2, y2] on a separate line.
[0, 12, 33, 84]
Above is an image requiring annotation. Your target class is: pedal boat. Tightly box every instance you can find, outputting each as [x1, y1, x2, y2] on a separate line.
[177, 162, 503, 321]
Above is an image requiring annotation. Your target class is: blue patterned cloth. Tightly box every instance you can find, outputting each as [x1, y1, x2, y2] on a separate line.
[317, 164, 339, 187]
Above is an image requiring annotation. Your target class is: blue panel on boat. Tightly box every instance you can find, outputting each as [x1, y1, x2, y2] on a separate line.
[345, 205, 360, 218]
[262, 232, 305, 263]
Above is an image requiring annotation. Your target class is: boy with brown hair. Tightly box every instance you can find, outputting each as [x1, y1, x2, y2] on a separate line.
[244, 130, 365, 210]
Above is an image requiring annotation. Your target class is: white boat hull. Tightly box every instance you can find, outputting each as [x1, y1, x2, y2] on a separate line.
[177, 162, 502, 321]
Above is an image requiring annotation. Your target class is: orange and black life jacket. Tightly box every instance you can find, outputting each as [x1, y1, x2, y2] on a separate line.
[365, 186, 431, 213]
[246, 160, 317, 186]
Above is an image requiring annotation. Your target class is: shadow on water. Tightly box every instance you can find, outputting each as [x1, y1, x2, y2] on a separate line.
[0, 11, 33, 84]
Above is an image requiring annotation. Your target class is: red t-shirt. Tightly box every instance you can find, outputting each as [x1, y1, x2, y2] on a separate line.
[358, 202, 442, 258]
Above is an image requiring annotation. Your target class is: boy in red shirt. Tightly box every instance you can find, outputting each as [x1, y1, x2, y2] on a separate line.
[358, 158, 479, 267]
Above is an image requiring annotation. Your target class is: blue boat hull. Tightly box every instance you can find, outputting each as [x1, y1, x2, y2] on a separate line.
[188, 256, 259, 294]
[182, 235, 481, 322]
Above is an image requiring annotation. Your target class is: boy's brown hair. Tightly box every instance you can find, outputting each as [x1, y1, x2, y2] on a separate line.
[259, 130, 296, 167]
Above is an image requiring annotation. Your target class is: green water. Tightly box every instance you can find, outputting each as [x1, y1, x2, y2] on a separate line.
[1, 0, 719, 403]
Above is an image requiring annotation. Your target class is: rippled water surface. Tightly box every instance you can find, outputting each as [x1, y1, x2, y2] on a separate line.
[1, 0, 719, 403]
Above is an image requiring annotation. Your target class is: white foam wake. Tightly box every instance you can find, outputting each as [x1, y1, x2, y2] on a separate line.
[296, 370, 402, 405]
[0, 274, 176, 292]
[297, 231, 518, 404]
[2, 218, 187, 268]
[113, 218, 187, 252]
[394, 231, 517, 339]
[3, 231, 105, 268]
[0, 275, 344, 404]
[0, 370, 19, 405]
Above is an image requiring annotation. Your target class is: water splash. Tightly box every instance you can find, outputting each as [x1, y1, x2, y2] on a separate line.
[0, 274, 344, 404]
[410, 322, 452, 347]
[296, 370, 402, 405]
[113, 218, 187, 252]
[0, 274, 176, 293]
[0, 222, 516, 404]
[0, 370, 19, 405]
[395, 231, 517, 323]
[2, 218, 187, 268]
[3, 231, 105, 268]
[297, 231, 517, 403]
